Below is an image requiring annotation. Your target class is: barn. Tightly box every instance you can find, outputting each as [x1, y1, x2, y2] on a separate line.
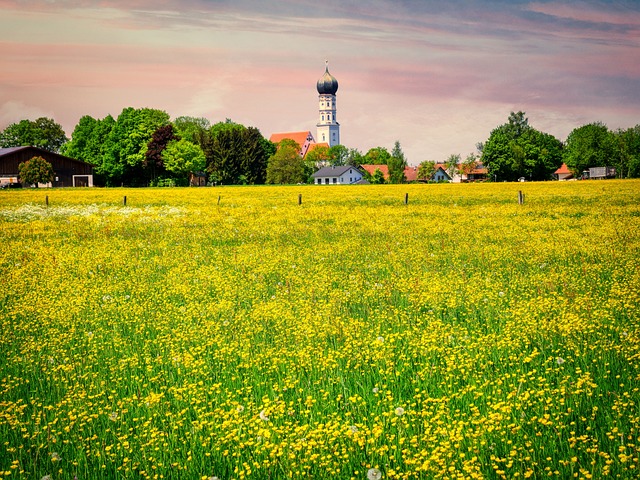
[0, 146, 94, 187]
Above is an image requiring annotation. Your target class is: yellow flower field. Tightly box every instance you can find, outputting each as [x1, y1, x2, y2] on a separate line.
[1, 181, 639, 479]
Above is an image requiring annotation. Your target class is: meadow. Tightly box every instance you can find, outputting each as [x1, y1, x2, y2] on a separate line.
[0, 181, 639, 480]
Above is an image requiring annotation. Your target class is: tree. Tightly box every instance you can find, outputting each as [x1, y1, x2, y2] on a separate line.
[387, 141, 407, 184]
[459, 153, 477, 180]
[162, 139, 206, 178]
[103, 108, 170, 186]
[61, 115, 115, 185]
[444, 154, 461, 179]
[417, 160, 437, 181]
[305, 144, 331, 169]
[615, 125, 640, 178]
[482, 111, 563, 181]
[370, 168, 386, 184]
[564, 122, 617, 177]
[18, 156, 55, 187]
[207, 121, 271, 184]
[173, 116, 210, 144]
[145, 125, 179, 181]
[345, 148, 364, 167]
[266, 139, 305, 184]
[328, 144, 349, 166]
[364, 147, 391, 165]
[0, 117, 67, 152]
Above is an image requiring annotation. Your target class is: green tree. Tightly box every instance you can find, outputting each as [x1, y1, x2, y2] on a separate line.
[61, 115, 115, 186]
[417, 160, 437, 181]
[370, 168, 386, 184]
[145, 125, 179, 181]
[103, 108, 170, 186]
[346, 148, 364, 167]
[173, 116, 210, 144]
[266, 139, 305, 184]
[387, 141, 407, 184]
[162, 139, 206, 178]
[18, 156, 55, 187]
[444, 154, 461, 179]
[482, 111, 563, 181]
[615, 126, 640, 178]
[328, 145, 349, 166]
[207, 121, 271, 184]
[0, 117, 67, 152]
[459, 153, 477, 180]
[305, 144, 331, 169]
[564, 122, 617, 177]
[364, 147, 391, 165]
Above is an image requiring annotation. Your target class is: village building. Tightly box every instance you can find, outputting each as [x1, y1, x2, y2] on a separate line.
[312, 165, 363, 185]
[554, 163, 573, 181]
[0, 146, 94, 188]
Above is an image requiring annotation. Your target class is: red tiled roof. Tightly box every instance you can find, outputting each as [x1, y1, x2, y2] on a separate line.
[269, 131, 314, 147]
[404, 166, 418, 182]
[361, 164, 389, 179]
[555, 163, 571, 175]
[307, 142, 329, 154]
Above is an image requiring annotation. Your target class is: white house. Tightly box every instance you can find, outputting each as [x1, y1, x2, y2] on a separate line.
[312, 165, 363, 184]
[432, 165, 452, 182]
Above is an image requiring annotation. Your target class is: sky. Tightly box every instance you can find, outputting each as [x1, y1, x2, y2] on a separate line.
[1, 0, 639, 165]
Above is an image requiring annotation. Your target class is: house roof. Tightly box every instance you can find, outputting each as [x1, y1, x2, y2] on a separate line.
[0, 145, 94, 167]
[404, 166, 418, 182]
[307, 142, 330, 154]
[269, 131, 314, 147]
[312, 165, 359, 177]
[555, 163, 572, 175]
[0, 147, 28, 156]
[360, 164, 389, 179]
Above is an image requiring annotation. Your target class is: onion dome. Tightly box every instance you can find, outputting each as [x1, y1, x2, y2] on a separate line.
[317, 63, 339, 95]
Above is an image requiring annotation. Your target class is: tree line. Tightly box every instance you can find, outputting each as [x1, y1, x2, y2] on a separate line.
[1, 109, 639, 186]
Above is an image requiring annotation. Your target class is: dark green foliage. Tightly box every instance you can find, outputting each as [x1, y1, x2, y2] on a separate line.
[18, 156, 55, 186]
[564, 123, 617, 177]
[364, 146, 391, 165]
[615, 126, 640, 178]
[207, 121, 272, 185]
[387, 141, 408, 184]
[482, 111, 563, 181]
[0, 117, 67, 153]
[145, 125, 179, 181]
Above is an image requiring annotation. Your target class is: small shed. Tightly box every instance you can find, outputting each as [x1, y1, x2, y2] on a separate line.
[312, 165, 363, 185]
[0, 146, 94, 187]
[189, 171, 207, 186]
[554, 163, 573, 181]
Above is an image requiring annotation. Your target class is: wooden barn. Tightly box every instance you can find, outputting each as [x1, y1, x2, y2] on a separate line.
[0, 146, 94, 187]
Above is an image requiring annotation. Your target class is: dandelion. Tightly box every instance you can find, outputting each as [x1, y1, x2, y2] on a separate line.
[109, 412, 118, 421]
[556, 357, 566, 365]
[377, 336, 384, 343]
[394, 407, 405, 417]
[350, 425, 358, 433]
[208, 477, 220, 480]
[236, 405, 245, 413]
[51, 452, 61, 462]
[367, 467, 383, 480]
[41, 476, 52, 480]
[372, 387, 379, 394]
[259, 410, 269, 421]
[498, 291, 505, 297]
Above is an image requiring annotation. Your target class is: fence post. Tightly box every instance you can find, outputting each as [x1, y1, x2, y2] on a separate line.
[405, 193, 409, 205]
[123, 195, 127, 206]
[217, 195, 221, 205]
[298, 194, 302, 205]
[518, 191, 524, 205]
[45, 195, 49, 207]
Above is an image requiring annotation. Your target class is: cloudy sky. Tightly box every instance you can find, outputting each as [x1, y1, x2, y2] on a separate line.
[1, 0, 639, 164]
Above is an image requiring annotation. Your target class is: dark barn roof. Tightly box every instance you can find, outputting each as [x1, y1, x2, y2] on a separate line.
[0, 146, 94, 187]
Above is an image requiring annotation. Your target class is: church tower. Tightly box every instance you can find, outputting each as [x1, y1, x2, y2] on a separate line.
[316, 62, 340, 147]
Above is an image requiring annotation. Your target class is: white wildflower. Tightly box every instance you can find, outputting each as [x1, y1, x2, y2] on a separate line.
[367, 467, 383, 480]
[394, 407, 405, 417]
[556, 357, 565, 365]
[259, 410, 269, 422]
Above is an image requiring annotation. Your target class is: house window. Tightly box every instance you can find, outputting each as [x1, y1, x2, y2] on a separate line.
[322, 115, 324, 121]
[333, 178, 337, 183]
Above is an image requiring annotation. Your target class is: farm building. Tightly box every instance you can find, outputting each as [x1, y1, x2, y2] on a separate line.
[312, 165, 363, 184]
[554, 163, 573, 180]
[0, 146, 94, 187]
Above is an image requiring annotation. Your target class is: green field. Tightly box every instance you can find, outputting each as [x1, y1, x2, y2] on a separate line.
[1, 181, 639, 479]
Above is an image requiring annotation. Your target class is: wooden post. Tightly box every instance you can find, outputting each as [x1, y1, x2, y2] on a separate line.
[404, 193, 409, 205]
[217, 195, 221, 205]
[123, 195, 127, 206]
[518, 191, 524, 205]
[45, 195, 49, 207]
[298, 194, 302, 205]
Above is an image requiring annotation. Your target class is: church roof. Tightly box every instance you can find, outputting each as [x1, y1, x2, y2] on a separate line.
[317, 65, 339, 95]
[269, 131, 314, 148]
